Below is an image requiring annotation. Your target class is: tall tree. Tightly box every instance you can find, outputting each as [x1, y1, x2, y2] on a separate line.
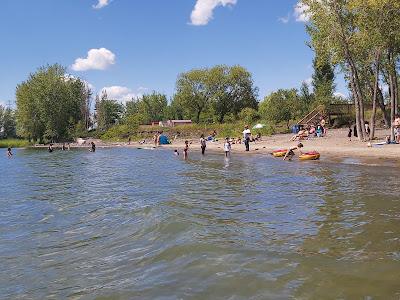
[175, 69, 210, 123]
[312, 56, 335, 106]
[95, 92, 123, 132]
[259, 89, 299, 129]
[16, 64, 87, 142]
[304, 0, 368, 140]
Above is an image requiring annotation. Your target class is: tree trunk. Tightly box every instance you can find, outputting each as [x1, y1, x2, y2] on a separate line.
[388, 50, 396, 141]
[370, 51, 381, 140]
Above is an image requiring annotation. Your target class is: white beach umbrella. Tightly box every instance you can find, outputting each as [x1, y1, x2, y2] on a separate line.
[253, 123, 265, 129]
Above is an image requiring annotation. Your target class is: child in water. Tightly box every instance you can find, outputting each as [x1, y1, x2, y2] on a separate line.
[7, 147, 12, 158]
[174, 149, 179, 156]
[183, 140, 189, 159]
[224, 137, 231, 157]
[283, 143, 304, 161]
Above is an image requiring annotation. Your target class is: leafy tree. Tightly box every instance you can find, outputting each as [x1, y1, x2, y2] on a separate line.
[312, 56, 335, 106]
[239, 107, 259, 125]
[209, 65, 258, 123]
[175, 65, 258, 123]
[175, 69, 209, 122]
[16, 64, 87, 142]
[299, 81, 316, 116]
[95, 91, 123, 131]
[138, 92, 168, 123]
[259, 89, 299, 128]
[0, 106, 17, 138]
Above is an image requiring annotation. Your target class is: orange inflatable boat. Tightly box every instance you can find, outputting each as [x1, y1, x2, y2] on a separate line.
[271, 149, 288, 157]
[299, 151, 320, 161]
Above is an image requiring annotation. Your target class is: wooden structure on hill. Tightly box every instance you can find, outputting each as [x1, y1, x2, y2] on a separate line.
[298, 103, 357, 127]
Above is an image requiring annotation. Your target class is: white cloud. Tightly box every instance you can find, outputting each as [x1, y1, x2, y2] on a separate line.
[71, 48, 115, 71]
[278, 14, 290, 24]
[303, 77, 313, 87]
[334, 92, 347, 99]
[294, 1, 310, 22]
[101, 86, 142, 103]
[93, 0, 110, 9]
[190, 0, 237, 26]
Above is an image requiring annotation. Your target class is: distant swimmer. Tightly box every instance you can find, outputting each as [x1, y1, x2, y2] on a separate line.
[48, 144, 54, 153]
[62, 143, 66, 151]
[90, 142, 96, 152]
[7, 147, 12, 158]
[174, 149, 179, 156]
[283, 143, 303, 161]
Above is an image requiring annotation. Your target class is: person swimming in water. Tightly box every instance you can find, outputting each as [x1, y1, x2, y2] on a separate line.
[283, 143, 304, 161]
[90, 142, 96, 152]
[7, 147, 12, 158]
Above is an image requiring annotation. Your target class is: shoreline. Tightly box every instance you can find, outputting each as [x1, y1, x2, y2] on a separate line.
[28, 128, 400, 165]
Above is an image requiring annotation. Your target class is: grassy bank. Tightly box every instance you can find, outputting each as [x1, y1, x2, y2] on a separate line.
[0, 139, 31, 148]
[101, 122, 280, 142]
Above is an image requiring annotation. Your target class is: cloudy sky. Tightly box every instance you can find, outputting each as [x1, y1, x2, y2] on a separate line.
[0, 0, 347, 106]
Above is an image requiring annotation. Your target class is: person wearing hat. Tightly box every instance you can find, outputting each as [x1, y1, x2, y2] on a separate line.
[243, 125, 251, 151]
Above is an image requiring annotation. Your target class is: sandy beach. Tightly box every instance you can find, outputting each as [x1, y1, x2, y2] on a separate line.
[33, 128, 400, 164]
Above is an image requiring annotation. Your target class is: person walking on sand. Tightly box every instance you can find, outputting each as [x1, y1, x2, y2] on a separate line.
[200, 134, 207, 155]
[393, 114, 400, 143]
[348, 126, 352, 141]
[243, 125, 251, 152]
[224, 137, 231, 157]
[7, 147, 12, 158]
[183, 140, 189, 160]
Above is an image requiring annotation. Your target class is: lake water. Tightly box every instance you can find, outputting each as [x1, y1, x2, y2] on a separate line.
[0, 148, 399, 299]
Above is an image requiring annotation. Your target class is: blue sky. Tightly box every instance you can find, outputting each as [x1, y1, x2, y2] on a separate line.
[0, 0, 347, 107]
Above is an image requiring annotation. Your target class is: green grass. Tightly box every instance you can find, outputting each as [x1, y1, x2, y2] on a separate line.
[0, 139, 32, 148]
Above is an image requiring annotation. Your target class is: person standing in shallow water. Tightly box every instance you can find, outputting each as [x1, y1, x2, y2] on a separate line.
[48, 144, 53, 153]
[183, 140, 189, 160]
[200, 134, 206, 155]
[7, 147, 12, 158]
[90, 142, 96, 152]
[243, 125, 251, 151]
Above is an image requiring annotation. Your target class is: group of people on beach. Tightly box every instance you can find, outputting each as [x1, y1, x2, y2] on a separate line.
[291, 117, 326, 141]
[174, 125, 254, 159]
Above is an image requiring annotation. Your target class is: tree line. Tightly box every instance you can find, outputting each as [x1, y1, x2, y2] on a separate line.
[303, 0, 400, 140]
[11, 61, 337, 142]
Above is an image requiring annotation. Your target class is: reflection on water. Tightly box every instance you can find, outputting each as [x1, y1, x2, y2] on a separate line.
[0, 148, 399, 299]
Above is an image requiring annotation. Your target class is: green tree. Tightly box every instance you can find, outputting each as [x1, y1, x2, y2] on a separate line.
[16, 64, 87, 142]
[312, 56, 335, 106]
[95, 91, 123, 131]
[259, 89, 299, 128]
[175, 69, 210, 123]
[299, 81, 316, 116]
[209, 65, 258, 123]
[138, 92, 168, 123]
[0, 106, 17, 138]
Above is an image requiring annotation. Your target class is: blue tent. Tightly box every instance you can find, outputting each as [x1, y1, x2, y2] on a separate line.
[159, 135, 169, 145]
